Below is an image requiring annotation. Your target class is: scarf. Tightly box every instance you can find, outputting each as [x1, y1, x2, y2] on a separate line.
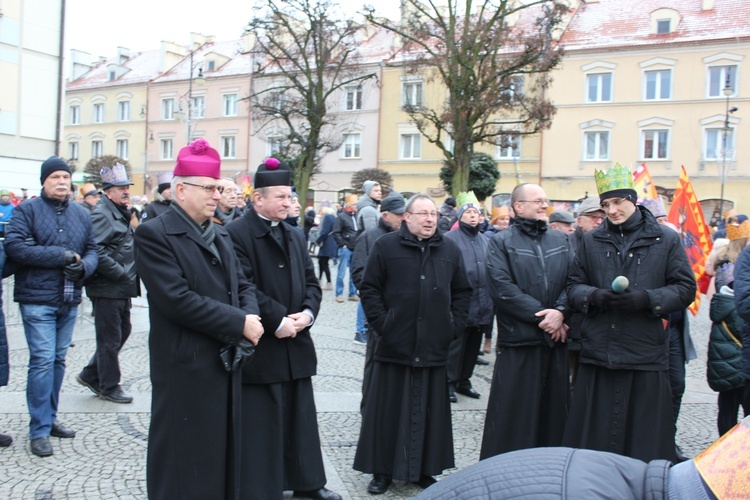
[171, 202, 221, 263]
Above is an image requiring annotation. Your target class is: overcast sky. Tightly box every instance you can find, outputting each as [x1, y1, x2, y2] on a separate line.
[64, 0, 400, 63]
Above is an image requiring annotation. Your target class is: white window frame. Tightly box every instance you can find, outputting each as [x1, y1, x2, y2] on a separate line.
[402, 81, 423, 108]
[191, 96, 205, 118]
[342, 133, 361, 158]
[496, 134, 521, 159]
[223, 94, 238, 116]
[707, 65, 738, 98]
[162, 98, 175, 120]
[268, 137, 284, 157]
[656, 19, 671, 34]
[116, 139, 129, 159]
[345, 86, 363, 111]
[68, 142, 79, 161]
[400, 133, 422, 159]
[641, 129, 670, 160]
[91, 140, 103, 158]
[583, 131, 610, 161]
[704, 127, 735, 161]
[586, 73, 613, 103]
[269, 91, 285, 111]
[118, 101, 130, 121]
[70, 105, 80, 125]
[500, 75, 525, 102]
[93, 103, 105, 123]
[221, 136, 236, 159]
[160, 139, 174, 160]
[644, 69, 672, 101]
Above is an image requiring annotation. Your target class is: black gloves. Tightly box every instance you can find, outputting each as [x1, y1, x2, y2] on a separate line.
[590, 289, 618, 309]
[63, 261, 85, 281]
[609, 289, 650, 312]
[64, 250, 79, 265]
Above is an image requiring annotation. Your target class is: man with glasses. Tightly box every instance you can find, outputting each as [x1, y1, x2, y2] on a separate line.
[480, 183, 571, 461]
[227, 158, 339, 500]
[135, 139, 264, 499]
[354, 194, 472, 494]
[211, 178, 242, 226]
[563, 164, 695, 462]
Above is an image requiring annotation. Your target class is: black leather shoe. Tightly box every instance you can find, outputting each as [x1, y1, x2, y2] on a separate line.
[448, 384, 457, 403]
[456, 386, 481, 399]
[414, 474, 437, 489]
[0, 432, 12, 447]
[675, 445, 690, 463]
[76, 373, 100, 396]
[51, 422, 76, 438]
[100, 386, 133, 404]
[30, 436, 53, 457]
[293, 487, 342, 500]
[475, 356, 490, 366]
[367, 474, 392, 495]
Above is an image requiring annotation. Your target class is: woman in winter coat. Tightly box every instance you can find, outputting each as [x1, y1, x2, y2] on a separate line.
[316, 206, 338, 289]
[708, 263, 748, 435]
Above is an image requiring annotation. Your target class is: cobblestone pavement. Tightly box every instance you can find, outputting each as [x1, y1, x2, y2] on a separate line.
[0, 272, 725, 498]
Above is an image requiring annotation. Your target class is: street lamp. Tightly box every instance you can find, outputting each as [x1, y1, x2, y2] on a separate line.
[185, 49, 206, 145]
[718, 77, 738, 221]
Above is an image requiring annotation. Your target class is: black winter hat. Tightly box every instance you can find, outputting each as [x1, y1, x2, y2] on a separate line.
[40, 156, 72, 184]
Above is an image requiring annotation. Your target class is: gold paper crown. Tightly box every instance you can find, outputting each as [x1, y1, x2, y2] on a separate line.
[594, 163, 635, 196]
[727, 220, 750, 241]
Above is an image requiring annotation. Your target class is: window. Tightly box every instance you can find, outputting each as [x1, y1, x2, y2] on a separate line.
[400, 133, 421, 159]
[708, 65, 738, 97]
[705, 128, 735, 161]
[656, 19, 671, 34]
[342, 133, 361, 158]
[496, 135, 521, 159]
[223, 94, 238, 116]
[191, 96, 205, 118]
[584, 131, 609, 160]
[501, 75, 525, 102]
[93, 103, 105, 123]
[118, 101, 130, 121]
[269, 91, 285, 111]
[162, 99, 175, 120]
[109, 70, 117, 81]
[642, 130, 669, 160]
[116, 139, 129, 159]
[586, 73, 612, 102]
[345, 86, 363, 111]
[68, 142, 79, 161]
[91, 140, 103, 158]
[268, 137, 284, 156]
[402, 81, 423, 107]
[160, 139, 174, 160]
[221, 137, 236, 158]
[644, 70, 671, 100]
[207, 60, 216, 71]
[70, 105, 80, 125]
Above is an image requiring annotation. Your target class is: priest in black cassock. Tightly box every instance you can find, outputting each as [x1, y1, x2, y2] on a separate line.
[353, 194, 472, 495]
[226, 159, 340, 500]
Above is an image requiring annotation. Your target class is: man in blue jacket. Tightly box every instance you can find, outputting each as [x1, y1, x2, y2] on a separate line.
[4, 156, 98, 457]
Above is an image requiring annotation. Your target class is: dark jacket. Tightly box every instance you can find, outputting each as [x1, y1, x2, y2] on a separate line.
[226, 208, 322, 384]
[567, 207, 696, 371]
[79, 200, 96, 214]
[85, 196, 139, 298]
[4, 192, 98, 306]
[0, 246, 7, 387]
[732, 246, 750, 379]
[134, 206, 259, 500]
[316, 213, 338, 258]
[708, 287, 746, 393]
[566, 226, 588, 349]
[141, 199, 170, 222]
[332, 210, 358, 250]
[352, 217, 392, 288]
[486, 217, 571, 347]
[359, 224, 472, 366]
[443, 222, 493, 327]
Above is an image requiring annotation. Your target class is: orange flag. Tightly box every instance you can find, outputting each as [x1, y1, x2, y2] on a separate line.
[667, 166, 713, 315]
[633, 163, 658, 203]
[241, 174, 253, 198]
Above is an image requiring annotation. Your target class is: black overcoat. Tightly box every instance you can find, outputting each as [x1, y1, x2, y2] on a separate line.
[134, 206, 259, 500]
[226, 208, 322, 384]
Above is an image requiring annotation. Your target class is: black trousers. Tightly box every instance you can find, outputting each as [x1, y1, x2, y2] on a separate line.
[668, 324, 686, 426]
[447, 325, 485, 388]
[717, 385, 749, 436]
[80, 297, 132, 393]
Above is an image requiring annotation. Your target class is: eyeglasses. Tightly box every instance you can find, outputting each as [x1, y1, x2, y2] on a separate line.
[183, 182, 225, 195]
[517, 199, 550, 206]
[582, 213, 606, 221]
[600, 198, 626, 209]
[408, 211, 438, 219]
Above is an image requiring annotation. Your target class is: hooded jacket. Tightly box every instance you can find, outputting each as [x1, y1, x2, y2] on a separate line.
[707, 286, 745, 392]
[567, 206, 696, 370]
[356, 194, 379, 232]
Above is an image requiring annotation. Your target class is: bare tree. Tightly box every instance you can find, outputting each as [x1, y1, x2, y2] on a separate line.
[247, 0, 379, 202]
[351, 168, 394, 195]
[365, 0, 568, 194]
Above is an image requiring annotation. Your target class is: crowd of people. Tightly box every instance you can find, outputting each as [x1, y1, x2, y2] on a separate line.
[0, 146, 749, 498]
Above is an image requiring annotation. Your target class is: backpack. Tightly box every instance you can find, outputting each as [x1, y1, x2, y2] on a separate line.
[308, 225, 321, 244]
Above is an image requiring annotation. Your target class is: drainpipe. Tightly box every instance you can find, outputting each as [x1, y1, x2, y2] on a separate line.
[55, 0, 67, 156]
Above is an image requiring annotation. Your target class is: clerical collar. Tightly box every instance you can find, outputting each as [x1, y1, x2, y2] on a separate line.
[256, 211, 281, 227]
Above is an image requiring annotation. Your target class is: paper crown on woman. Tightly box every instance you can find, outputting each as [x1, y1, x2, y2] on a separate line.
[727, 219, 750, 241]
[174, 138, 221, 179]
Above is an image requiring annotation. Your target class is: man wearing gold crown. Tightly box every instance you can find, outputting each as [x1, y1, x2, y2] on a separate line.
[563, 163, 696, 462]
